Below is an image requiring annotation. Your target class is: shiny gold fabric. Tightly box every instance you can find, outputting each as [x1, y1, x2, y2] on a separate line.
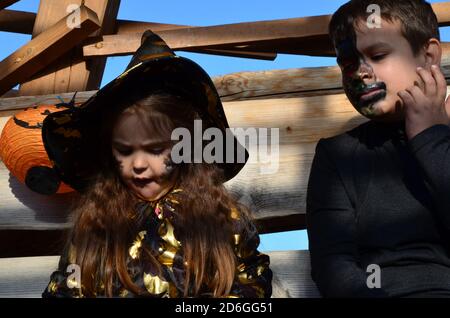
[42, 188, 272, 298]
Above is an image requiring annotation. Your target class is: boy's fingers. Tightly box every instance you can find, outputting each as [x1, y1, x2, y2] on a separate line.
[405, 85, 422, 103]
[398, 90, 415, 108]
[431, 64, 447, 100]
[417, 67, 436, 96]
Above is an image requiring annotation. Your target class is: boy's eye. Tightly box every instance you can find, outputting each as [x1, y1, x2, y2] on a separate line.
[370, 54, 386, 61]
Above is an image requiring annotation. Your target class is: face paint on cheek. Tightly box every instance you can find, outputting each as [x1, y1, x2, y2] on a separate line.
[337, 38, 387, 117]
[155, 156, 176, 183]
[112, 156, 124, 173]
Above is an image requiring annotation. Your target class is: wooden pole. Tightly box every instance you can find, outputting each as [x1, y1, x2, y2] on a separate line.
[0, 0, 18, 11]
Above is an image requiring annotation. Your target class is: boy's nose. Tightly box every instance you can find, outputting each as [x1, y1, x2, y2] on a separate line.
[358, 61, 375, 81]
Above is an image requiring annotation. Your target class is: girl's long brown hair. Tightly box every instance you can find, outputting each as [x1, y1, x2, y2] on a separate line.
[61, 90, 253, 297]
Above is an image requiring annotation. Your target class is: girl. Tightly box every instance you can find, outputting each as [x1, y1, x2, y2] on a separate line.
[41, 31, 272, 298]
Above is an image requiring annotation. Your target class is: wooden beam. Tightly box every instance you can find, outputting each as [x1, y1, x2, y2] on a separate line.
[82, 15, 331, 58]
[5, 3, 449, 58]
[1, 86, 450, 235]
[18, 0, 120, 96]
[0, 14, 274, 63]
[0, 42, 448, 111]
[0, 251, 320, 297]
[0, 12, 276, 60]
[82, 2, 450, 58]
[0, 5, 101, 97]
[0, 89, 18, 98]
[0, 10, 193, 35]
[433, 1, 450, 26]
[0, 92, 370, 233]
[0, 9, 35, 34]
[0, 230, 68, 258]
[4, 1, 450, 34]
[0, 90, 96, 111]
[0, 0, 18, 11]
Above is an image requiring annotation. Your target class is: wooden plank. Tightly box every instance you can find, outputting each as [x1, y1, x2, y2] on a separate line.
[0, 89, 18, 98]
[82, 15, 332, 58]
[0, 90, 96, 111]
[0, 5, 101, 97]
[0, 93, 368, 233]
[433, 1, 450, 26]
[82, 2, 450, 58]
[215, 66, 342, 102]
[0, 255, 59, 298]
[3, 2, 449, 57]
[0, 9, 35, 34]
[0, 81, 448, 234]
[5, 1, 450, 34]
[0, 250, 320, 298]
[270, 250, 321, 298]
[1, 42, 448, 110]
[0, 0, 18, 11]
[0, 12, 195, 35]
[0, 230, 67, 258]
[19, 0, 120, 96]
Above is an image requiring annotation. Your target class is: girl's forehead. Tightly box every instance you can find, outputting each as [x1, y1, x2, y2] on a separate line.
[112, 109, 173, 144]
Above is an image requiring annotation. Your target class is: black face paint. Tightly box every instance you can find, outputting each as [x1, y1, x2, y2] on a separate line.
[155, 156, 175, 183]
[336, 38, 387, 117]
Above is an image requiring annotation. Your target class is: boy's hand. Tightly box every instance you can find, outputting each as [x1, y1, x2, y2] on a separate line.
[397, 65, 450, 140]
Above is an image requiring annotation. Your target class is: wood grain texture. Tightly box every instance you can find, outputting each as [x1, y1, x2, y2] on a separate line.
[0, 93, 369, 233]
[2, 87, 450, 233]
[0, 90, 96, 111]
[0, 9, 35, 34]
[82, 15, 332, 58]
[18, 0, 120, 96]
[0, 5, 101, 96]
[0, 250, 321, 298]
[82, 3, 450, 58]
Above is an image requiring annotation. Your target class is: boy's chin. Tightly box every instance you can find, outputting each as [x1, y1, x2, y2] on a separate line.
[355, 100, 403, 122]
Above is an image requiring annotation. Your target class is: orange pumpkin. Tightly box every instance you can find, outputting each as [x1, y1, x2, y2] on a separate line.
[0, 104, 75, 195]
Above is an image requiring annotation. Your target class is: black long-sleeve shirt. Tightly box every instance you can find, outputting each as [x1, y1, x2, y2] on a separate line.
[306, 120, 450, 297]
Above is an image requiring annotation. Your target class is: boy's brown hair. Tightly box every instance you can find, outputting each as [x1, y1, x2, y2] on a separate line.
[329, 0, 440, 55]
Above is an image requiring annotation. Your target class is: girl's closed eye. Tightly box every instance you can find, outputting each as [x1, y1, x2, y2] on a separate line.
[146, 147, 165, 155]
[117, 148, 132, 156]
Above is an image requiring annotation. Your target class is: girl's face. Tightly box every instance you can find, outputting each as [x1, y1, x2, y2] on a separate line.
[111, 111, 175, 201]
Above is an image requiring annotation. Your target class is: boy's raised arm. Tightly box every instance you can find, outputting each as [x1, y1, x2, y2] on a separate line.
[400, 65, 450, 234]
[408, 123, 450, 235]
[307, 139, 388, 297]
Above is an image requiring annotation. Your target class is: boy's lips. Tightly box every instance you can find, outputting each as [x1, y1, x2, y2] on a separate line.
[358, 83, 386, 103]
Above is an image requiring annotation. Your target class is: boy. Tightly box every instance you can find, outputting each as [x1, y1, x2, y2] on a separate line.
[306, 0, 450, 297]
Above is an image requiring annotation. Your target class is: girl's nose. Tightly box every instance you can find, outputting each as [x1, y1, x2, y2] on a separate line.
[132, 155, 149, 174]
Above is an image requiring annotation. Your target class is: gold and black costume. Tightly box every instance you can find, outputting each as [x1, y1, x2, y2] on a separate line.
[42, 188, 272, 298]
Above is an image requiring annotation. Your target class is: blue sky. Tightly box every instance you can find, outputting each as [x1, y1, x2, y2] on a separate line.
[1, 0, 449, 252]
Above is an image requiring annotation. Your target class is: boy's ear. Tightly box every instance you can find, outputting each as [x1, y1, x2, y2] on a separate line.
[423, 38, 442, 68]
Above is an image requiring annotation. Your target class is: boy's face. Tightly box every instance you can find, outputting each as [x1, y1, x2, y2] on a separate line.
[336, 18, 428, 121]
